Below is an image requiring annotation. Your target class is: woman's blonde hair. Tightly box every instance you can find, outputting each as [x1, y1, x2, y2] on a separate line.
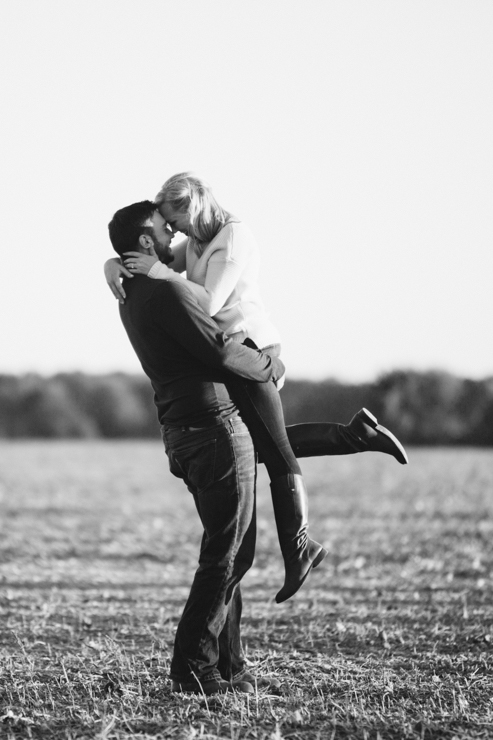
[155, 172, 228, 248]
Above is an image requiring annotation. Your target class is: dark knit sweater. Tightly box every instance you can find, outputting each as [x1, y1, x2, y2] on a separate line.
[118, 275, 284, 428]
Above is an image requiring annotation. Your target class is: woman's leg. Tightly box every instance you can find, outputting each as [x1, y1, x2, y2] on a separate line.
[229, 347, 405, 469]
[227, 362, 326, 604]
[284, 409, 408, 465]
[229, 374, 302, 478]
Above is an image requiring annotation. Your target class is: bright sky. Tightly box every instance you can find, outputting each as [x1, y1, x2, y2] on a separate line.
[1, 0, 492, 381]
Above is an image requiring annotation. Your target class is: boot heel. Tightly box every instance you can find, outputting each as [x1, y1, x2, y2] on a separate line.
[312, 547, 328, 569]
[358, 407, 378, 428]
[350, 408, 409, 464]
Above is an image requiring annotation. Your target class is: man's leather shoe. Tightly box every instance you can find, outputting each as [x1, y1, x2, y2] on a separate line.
[348, 408, 408, 464]
[230, 679, 255, 693]
[233, 672, 281, 690]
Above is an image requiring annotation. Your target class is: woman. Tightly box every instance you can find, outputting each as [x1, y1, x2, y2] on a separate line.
[104, 173, 408, 603]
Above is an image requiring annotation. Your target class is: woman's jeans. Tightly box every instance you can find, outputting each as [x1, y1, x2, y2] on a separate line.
[162, 416, 256, 683]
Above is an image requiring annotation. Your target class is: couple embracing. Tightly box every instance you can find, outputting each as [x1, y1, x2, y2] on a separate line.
[105, 172, 408, 696]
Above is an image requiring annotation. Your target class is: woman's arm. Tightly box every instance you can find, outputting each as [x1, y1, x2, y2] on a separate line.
[104, 237, 188, 303]
[104, 258, 133, 303]
[122, 238, 189, 278]
[146, 256, 244, 316]
[145, 225, 250, 316]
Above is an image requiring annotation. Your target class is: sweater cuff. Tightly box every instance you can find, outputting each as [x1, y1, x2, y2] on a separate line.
[148, 261, 168, 279]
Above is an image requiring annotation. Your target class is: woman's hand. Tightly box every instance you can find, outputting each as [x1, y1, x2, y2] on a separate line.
[123, 251, 159, 276]
[104, 258, 132, 303]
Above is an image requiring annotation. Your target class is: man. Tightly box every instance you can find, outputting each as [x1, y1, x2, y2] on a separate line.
[108, 201, 286, 695]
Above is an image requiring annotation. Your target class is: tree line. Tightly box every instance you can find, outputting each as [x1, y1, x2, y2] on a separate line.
[1, 370, 492, 444]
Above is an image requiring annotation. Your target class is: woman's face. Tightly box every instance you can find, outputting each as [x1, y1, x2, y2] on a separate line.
[158, 202, 191, 236]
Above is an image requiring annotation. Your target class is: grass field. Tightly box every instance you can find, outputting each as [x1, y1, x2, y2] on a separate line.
[0, 441, 492, 739]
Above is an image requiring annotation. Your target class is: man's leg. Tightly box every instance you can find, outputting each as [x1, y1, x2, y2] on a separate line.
[163, 417, 256, 686]
[217, 584, 245, 681]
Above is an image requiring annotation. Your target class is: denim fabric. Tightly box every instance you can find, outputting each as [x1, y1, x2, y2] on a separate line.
[162, 416, 256, 682]
[227, 343, 302, 479]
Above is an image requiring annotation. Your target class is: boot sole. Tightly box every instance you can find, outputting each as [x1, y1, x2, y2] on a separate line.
[358, 408, 409, 465]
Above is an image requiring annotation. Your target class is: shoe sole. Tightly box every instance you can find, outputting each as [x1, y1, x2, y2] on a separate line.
[358, 408, 409, 465]
[171, 680, 230, 695]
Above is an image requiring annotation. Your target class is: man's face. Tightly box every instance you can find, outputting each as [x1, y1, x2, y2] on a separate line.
[158, 202, 191, 236]
[147, 211, 175, 264]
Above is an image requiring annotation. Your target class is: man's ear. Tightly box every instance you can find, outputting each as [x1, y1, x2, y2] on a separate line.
[138, 234, 153, 250]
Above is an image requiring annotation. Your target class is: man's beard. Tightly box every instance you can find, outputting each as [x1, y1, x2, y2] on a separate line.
[152, 238, 174, 265]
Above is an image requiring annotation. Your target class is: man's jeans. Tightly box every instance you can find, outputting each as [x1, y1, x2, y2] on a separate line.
[162, 416, 256, 683]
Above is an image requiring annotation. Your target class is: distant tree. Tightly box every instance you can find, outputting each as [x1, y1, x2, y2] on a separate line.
[465, 377, 493, 446]
[56, 373, 159, 437]
[375, 370, 492, 444]
[1, 370, 492, 443]
[281, 379, 374, 426]
[0, 374, 96, 437]
[0, 374, 23, 436]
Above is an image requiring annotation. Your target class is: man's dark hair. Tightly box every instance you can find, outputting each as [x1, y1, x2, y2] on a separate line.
[108, 200, 157, 257]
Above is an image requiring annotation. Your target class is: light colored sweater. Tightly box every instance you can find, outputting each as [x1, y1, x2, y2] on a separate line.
[148, 220, 281, 349]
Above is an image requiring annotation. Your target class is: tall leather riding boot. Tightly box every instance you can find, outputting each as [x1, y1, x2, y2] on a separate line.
[286, 408, 408, 464]
[270, 473, 327, 604]
[344, 408, 408, 463]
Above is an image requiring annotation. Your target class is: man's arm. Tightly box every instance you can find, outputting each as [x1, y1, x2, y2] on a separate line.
[151, 281, 285, 384]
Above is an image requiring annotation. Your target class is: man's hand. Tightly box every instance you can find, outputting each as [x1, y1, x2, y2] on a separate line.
[104, 258, 132, 303]
[275, 371, 286, 391]
[123, 251, 159, 276]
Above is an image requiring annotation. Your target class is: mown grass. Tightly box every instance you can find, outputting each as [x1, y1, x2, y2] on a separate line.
[0, 441, 492, 739]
